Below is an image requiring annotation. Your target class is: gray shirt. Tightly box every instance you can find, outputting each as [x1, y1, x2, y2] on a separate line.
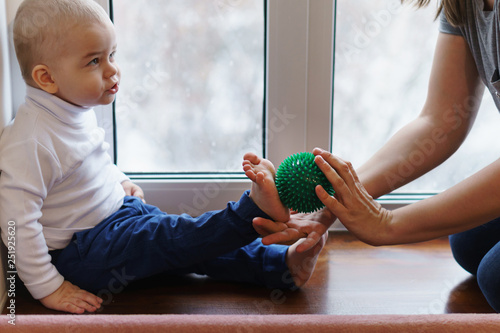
[439, 0, 500, 110]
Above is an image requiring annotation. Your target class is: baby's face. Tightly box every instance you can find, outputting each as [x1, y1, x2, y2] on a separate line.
[50, 20, 120, 107]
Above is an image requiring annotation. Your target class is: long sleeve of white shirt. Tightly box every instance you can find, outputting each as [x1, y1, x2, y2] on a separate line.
[0, 86, 128, 299]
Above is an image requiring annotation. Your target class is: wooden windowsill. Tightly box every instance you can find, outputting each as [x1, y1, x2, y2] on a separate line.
[2, 231, 494, 315]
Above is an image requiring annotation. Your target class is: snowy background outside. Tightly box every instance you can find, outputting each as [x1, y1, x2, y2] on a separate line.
[113, 0, 500, 193]
[113, 0, 264, 173]
[334, 0, 500, 193]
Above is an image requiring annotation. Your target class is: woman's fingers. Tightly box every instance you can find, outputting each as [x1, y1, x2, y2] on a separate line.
[316, 184, 347, 219]
[314, 149, 358, 189]
[312, 148, 392, 246]
[252, 217, 288, 236]
[294, 231, 323, 253]
[314, 156, 354, 210]
[261, 228, 304, 246]
[312, 149, 355, 218]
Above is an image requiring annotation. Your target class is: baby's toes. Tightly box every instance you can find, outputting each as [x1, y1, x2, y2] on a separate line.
[243, 152, 261, 165]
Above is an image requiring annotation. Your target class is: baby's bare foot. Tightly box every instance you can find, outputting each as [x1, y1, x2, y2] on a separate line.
[242, 152, 290, 222]
[286, 232, 328, 287]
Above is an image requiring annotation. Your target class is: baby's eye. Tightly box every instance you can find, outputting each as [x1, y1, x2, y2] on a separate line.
[88, 58, 99, 66]
[110, 51, 116, 60]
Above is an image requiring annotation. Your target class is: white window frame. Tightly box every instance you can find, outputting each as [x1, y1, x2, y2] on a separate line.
[4, 0, 415, 215]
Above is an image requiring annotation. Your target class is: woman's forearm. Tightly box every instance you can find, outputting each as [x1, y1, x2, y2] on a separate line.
[357, 33, 484, 199]
[356, 113, 469, 199]
[384, 158, 500, 244]
[314, 149, 500, 247]
[312, 34, 489, 247]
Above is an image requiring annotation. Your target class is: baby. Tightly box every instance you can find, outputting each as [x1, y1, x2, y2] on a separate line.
[0, 0, 326, 313]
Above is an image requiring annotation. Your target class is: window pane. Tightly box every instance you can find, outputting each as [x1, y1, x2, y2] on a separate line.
[113, 0, 264, 173]
[333, 0, 500, 193]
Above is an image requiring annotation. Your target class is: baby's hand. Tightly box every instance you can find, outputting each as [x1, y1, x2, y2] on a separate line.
[40, 280, 103, 314]
[122, 180, 146, 203]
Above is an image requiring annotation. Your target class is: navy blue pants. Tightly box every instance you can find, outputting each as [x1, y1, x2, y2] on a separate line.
[50, 192, 293, 295]
[449, 217, 500, 312]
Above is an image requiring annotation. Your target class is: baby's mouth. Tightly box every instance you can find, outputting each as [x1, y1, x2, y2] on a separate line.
[108, 83, 119, 94]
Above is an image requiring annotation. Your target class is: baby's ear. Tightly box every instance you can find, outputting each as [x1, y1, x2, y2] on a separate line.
[31, 65, 58, 94]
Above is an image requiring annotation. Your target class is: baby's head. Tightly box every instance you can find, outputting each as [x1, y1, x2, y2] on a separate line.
[13, 0, 120, 106]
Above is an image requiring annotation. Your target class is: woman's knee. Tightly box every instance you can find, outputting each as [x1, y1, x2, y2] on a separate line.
[449, 219, 500, 275]
[477, 245, 500, 313]
[449, 233, 480, 275]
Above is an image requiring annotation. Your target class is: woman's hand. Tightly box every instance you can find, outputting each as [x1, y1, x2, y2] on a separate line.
[313, 148, 393, 246]
[253, 208, 335, 252]
[121, 180, 146, 203]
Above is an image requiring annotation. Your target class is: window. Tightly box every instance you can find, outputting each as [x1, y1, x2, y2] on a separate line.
[3, 0, 497, 248]
[96, 0, 335, 214]
[112, 0, 265, 173]
[100, 0, 500, 213]
[333, 0, 500, 195]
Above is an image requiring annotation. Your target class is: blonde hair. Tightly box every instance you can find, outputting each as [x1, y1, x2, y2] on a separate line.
[13, 0, 111, 83]
[402, 0, 467, 27]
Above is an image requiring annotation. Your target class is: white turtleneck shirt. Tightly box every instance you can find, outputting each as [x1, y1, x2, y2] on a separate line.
[0, 86, 128, 299]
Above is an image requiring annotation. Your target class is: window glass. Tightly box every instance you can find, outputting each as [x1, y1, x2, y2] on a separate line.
[113, 0, 265, 173]
[333, 0, 500, 193]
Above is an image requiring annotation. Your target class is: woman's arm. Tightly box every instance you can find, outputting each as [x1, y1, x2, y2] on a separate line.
[315, 149, 500, 246]
[313, 33, 497, 246]
[358, 32, 484, 199]
[256, 32, 488, 249]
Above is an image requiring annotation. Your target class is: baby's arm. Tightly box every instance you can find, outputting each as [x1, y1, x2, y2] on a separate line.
[40, 280, 102, 314]
[0, 139, 103, 313]
[0, 184, 101, 313]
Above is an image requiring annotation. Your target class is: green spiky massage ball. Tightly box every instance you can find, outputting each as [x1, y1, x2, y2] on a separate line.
[275, 152, 335, 213]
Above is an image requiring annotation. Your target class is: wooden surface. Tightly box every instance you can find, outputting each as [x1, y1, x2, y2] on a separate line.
[3, 231, 495, 315]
